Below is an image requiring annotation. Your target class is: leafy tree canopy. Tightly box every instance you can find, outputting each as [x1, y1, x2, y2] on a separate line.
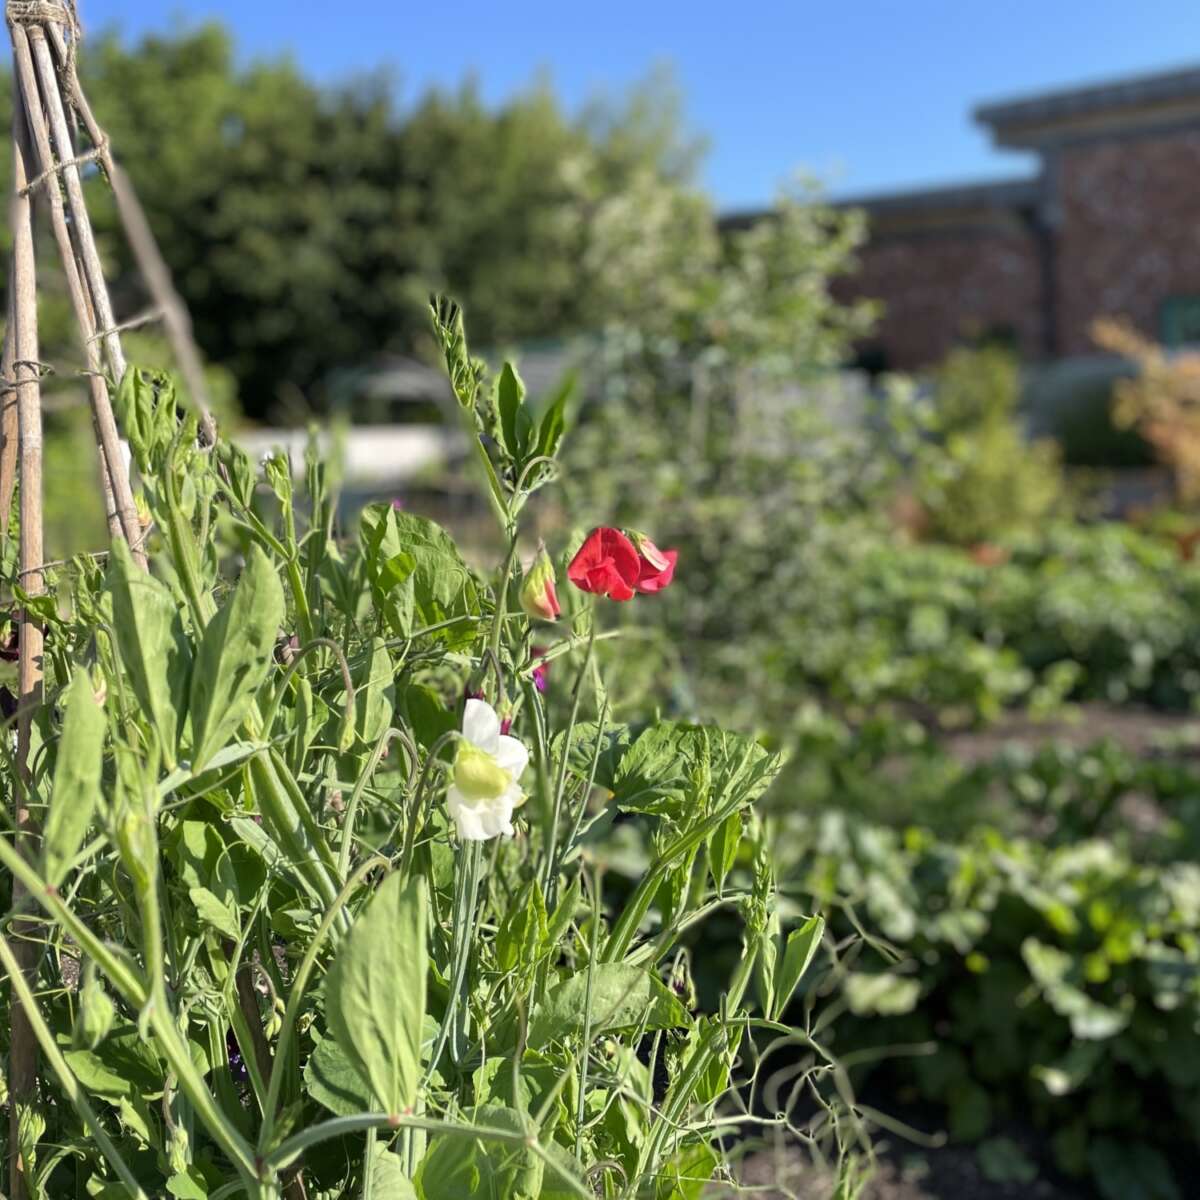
[2, 22, 717, 419]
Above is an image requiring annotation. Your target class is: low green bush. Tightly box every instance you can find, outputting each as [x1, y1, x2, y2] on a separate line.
[788, 811, 1200, 1200]
[782, 520, 1200, 723]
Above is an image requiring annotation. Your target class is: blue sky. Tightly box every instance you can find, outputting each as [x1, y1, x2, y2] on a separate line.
[81, 1, 1200, 211]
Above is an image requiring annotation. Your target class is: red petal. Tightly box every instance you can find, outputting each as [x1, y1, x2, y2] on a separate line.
[635, 549, 677, 594]
[567, 527, 640, 598]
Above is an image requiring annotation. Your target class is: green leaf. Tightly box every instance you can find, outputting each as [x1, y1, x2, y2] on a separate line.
[304, 1033, 373, 1116]
[325, 872, 427, 1113]
[347, 636, 394, 747]
[73, 970, 116, 1051]
[608, 723, 780, 823]
[495, 880, 548, 974]
[107, 538, 191, 768]
[611, 723, 694, 817]
[707, 808, 742, 895]
[416, 1104, 542, 1200]
[545, 875, 581, 949]
[398, 683, 457, 752]
[1032, 1041, 1104, 1097]
[302, 1032, 372, 1113]
[496, 362, 533, 464]
[362, 506, 479, 649]
[843, 971, 920, 1016]
[534, 369, 574, 464]
[430, 296, 482, 410]
[64, 1025, 201, 1101]
[771, 915, 824, 1020]
[166, 1168, 209, 1199]
[43, 668, 106, 886]
[371, 1148, 418, 1199]
[1090, 1139, 1181, 1200]
[529, 964, 689, 1049]
[656, 1139, 719, 1200]
[553, 721, 632, 792]
[188, 544, 284, 770]
[64, 1047, 133, 1100]
[189, 886, 240, 939]
[977, 1137, 1037, 1186]
[534, 1140, 591, 1200]
[1021, 937, 1130, 1040]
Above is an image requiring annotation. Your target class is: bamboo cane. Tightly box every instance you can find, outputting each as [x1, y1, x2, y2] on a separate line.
[18, 22, 146, 558]
[8, 21, 129, 542]
[7, 75, 42, 1200]
[0, 291, 16, 532]
[26, 25, 125, 382]
[43, 20, 218, 447]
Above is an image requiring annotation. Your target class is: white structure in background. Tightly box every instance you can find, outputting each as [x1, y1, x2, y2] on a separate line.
[232, 355, 465, 491]
[230, 347, 873, 492]
[234, 424, 462, 487]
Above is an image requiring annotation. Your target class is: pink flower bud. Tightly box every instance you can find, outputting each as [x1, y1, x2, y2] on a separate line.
[520, 542, 561, 621]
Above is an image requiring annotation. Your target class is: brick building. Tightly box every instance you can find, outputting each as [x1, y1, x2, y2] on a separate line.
[748, 65, 1200, 372]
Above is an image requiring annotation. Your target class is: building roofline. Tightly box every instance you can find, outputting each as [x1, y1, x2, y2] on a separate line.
[833, 176, 1039, 215]
[718, 175, 1039, 231]
[975, 62, 1200, 129]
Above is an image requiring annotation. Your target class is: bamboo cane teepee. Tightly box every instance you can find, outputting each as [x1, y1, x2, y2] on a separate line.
[2, 5, 216, 1195]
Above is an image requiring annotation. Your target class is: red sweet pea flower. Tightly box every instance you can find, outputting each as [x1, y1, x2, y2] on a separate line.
[567, 527, 641, 601]
[627, 531, 678, 594]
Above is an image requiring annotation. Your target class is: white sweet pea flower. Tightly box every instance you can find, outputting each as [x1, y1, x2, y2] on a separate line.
[447, 699, 529, 841]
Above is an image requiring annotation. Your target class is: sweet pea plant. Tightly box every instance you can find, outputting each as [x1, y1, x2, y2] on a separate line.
[0, 301, 837, 1199]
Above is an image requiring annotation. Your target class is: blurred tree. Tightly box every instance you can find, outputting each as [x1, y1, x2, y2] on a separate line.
[0, 23, 714, 420]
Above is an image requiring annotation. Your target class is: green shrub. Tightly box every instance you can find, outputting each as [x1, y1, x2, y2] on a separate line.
[915, 347, 1066, 546]
[1024, 356, 1152, 469]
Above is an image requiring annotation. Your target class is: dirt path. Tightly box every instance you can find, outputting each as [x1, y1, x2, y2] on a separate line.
[939, 703, 1200, 765]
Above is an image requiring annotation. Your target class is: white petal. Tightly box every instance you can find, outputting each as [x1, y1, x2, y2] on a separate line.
[476, 800, 514, 839]
[446, 784, 495, 841]
[502, 780, 527, 811]
[462, 698, 501, 754]
[494, 735, 529, 779]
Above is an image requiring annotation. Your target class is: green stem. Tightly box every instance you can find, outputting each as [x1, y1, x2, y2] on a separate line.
[259, 637, 355, 738]
[543, 607, 596, 902]
[267, 1112, 532, 1174]
[259, 858, 382, 1151]
[394, 731, 460, 881]
[164, 436, 215, 628]
[361, 1127, 377, 1200]
[602, 798, 748, 963]
[470, 433, 511, 533]
[428, 840, 483, 1074]
[338, 727, 418, 879]
[284, 554, 316, 649]
[575, 868, 601, 1159]
[0, 933, 149, 1199]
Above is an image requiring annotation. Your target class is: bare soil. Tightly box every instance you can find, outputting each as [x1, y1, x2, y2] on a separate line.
[939, 702, 1200, 765]
[726, 1134, 1095, 1199]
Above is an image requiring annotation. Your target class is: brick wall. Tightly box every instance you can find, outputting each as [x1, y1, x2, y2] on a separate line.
[841, 221, 1044, 370]
[1055, 129, 1200, 353]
